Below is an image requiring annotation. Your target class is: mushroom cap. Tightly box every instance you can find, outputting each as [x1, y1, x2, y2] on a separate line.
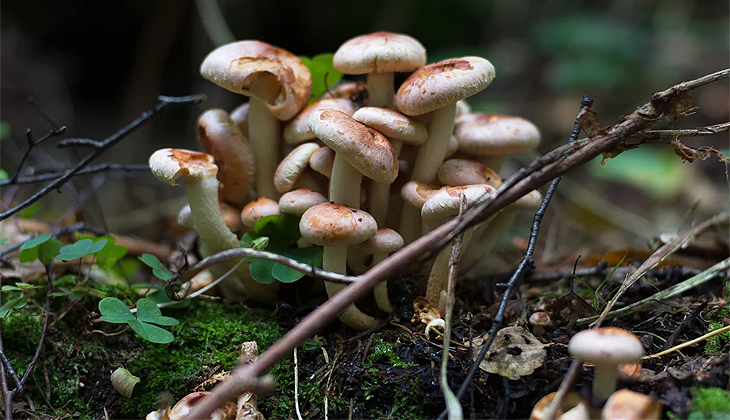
[530, 392, 590, 420]
[309, 146, 335, 179]
[283, 98, 357, 145]
[421, 184, 495, 227]
[199, 40, 312, 121]
[274, 142, 321, 193]
[196, 109, 255, 206]
[299, 203, 377, 246]
[437, 158, 501, 187]
[307, 109, 398, 184]
[361, 228, 404, 254]
[396, 56, 496, 116]
[320, 80, 367, 102]
[240, 197, 281, 228]
[602, 389, 662, 420]
[513, 190, 543, 210]
[400, 180, 441, 209]
[229, 102, 250, 138]
[454, 113, 541, 156]
[278, 188, 328, 216]
[352, 107, 428, 144]
[529, 312, 551, 327]
[149, 148, 218, 186]
[333, 31, 426, 75]
[568, 327, 645, 365]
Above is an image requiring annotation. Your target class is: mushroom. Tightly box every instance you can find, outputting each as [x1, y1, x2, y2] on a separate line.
[196, 109, 255, 207]
[274, 142, 321, 194]
[396, 56, 496, 244]
[300, 203, 378, 330]
[240, 197, 281, 230]
[149, 148, 278, 301]
[530, 392, 591, 420]
[334, 31, 426, 108]
[352, 106, 427, 226]
[200, 40, 312, 199]
[568, 327, 645, 400]
[398, 180, 441, 244]
[437, 159, 501, 188]
[601, 389, 662, 420]
[278, 188, 327, 216]
[283, 99, 356, 146]
[229, 102, 249, 139]
[454, 113, 541, 173]
[361, 228, 404, 312]
[529, 311, 551, 336]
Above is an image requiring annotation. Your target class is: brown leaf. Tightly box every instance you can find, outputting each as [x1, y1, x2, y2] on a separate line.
[469, 326, 547, 380]
[576, 107, 610, 138]
[671, 138, 730, 163]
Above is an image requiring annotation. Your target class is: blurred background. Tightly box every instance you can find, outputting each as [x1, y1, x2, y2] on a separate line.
[1, 0, 728, 266]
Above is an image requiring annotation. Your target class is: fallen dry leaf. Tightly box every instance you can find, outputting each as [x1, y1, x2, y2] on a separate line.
[469, 326, 547, 380]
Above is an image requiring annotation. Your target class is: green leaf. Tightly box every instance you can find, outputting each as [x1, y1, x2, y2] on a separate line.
[253, 213, 302, 247]
[57, 238, 108, 261]
[18, 201, 41, 219]
[98, 297, 135, 324]
[97, 244, 128, 268]
[55, 286, 83, 300]
[19, 233, 53, 264]
[0, 121, 10, 140]
[299, 53, 343, 102]
[146, 288, 191, 308]
[128, 319, 175, 344]
[1, 285, 22, 292]
[39, 238, 62, 265]
[0, 170, 7, 181]
[138, 254, 173, 281]
[0, 238, 7, 245]
[272, 247, 324, 283]
[248, 258, 277, 284]
[20, 234, 52, 251]
[135, 298, 179, 326]
[0, 296, 27, 317]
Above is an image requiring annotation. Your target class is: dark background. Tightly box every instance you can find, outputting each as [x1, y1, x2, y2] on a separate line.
[2, 0, 728, 261]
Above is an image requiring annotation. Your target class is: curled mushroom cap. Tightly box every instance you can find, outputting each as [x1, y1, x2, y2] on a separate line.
[333, 31, 426, 75]
[400, 180, 441, 209]
[274, 142, 321, 193]
[284, 99, 357, 145]
[308, 109, 398, 184]
[396, 57, 496, 116]
[150, 149, 218, 185]
[454, 113, 541, 156]
[299, 203, 377, 246]
[309, 146, 335, 179]
[199, 40, 311, 121]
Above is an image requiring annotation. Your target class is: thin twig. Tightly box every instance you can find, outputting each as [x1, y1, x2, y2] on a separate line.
[294, 347, 303, 420]
[627, 122, 730, 141]
[643, 324, 730, 359]
[9, 127, 67, 184]
[0, 95, 205, 221]
[181, 69, 730, 420]
[0, 164, 150, 186]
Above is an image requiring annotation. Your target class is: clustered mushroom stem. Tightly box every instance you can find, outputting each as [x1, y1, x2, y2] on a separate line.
[366, 72, 395, 108]
[322, 244, 378, 330]
[425, 228, 473, 313]
[411, 103, 457, 182]
[460, 209, 515, 272]
[248, 98, 281, 200]
[593, 364, 618, 400]
[371, 254, 392, 312]
[329, 155, 362, 208]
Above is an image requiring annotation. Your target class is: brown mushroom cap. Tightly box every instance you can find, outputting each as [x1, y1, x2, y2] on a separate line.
[352, 107, 427, 145]
[229, 102, 250, 138]
[333, 31, 426, 75]
[400, 180, 441, 209]
[396, 56, 495, 116]
[240, 197, 281, 229]
[454, 113, 541, 156]
[361, 228, 404, 255]
[602, 389, 662, 420]
[307, 109, 398, 184]
[274, 142, 321, 193]
[569, 327, 645, 365]
[283, 99, 357, 145]
[278, 188, 327, 216]
[529, 312, 551, 327]
[421, 184, 495, 227]
[299, 203, 377, 246]
[150, 149, 218, 185]
[199, 40, 312, 120]
[196, 109, 255, 206]
[437, 158, 501, 187]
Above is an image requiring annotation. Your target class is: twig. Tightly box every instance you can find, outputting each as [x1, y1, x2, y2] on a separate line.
[0, 163, 150, 186]
[440, 194, 467, 420]
[577, 256, 730, 325]
[181, 69, 730, 420]
[0, 95, 205, 221]
[294, 347, 303, 420]
[9, 127, 68, 184]
[627, 122, 730, 141]
[643, 324, 730, 359]
[590, 211, 730, 327]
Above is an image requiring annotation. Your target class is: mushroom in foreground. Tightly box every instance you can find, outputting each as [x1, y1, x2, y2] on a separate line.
[568, 327, 645, 400]
[149, 148, 278, 301]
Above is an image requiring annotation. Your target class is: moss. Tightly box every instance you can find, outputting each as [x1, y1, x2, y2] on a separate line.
[703, 305, 730, 356]
[687, 386, 730, 420]
[363, 337, 417, 370]
[121, 300, 280, 417]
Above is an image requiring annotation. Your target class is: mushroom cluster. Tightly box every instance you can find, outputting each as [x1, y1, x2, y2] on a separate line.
[149, 32, 544, 330]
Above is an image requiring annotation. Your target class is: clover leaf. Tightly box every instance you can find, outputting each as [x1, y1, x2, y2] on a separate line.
[98, 297, 178, 344]
[19, 233, 52, 263]
[299, 53, 343, 104]
[138, 254, 173, 281]
[56, 238, 108, 261]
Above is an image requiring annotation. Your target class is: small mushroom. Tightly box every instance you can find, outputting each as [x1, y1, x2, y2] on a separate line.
[529, 311, 551, 336]
[240, 197, 281, 230]
[601, 389, 662, 420]
[530, 392, 590, 420]
[361, 228, 404, 312]
[568, 327, 645, 400]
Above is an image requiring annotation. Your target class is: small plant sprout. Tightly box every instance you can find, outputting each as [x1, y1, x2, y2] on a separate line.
[568, 327, 645, 400]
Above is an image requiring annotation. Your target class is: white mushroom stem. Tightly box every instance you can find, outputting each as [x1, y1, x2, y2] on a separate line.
[367, 72, 395, 108]
[248, 97, 281, 200]
[411, 103, 457, 182]
[593, 363, 618, 400]
[186, 175, 277, 301]
[425, 229, 473, 314]
[330, 155, 362, 208]
[371, 253, 392, 313]
[460, 209, 516, 273]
